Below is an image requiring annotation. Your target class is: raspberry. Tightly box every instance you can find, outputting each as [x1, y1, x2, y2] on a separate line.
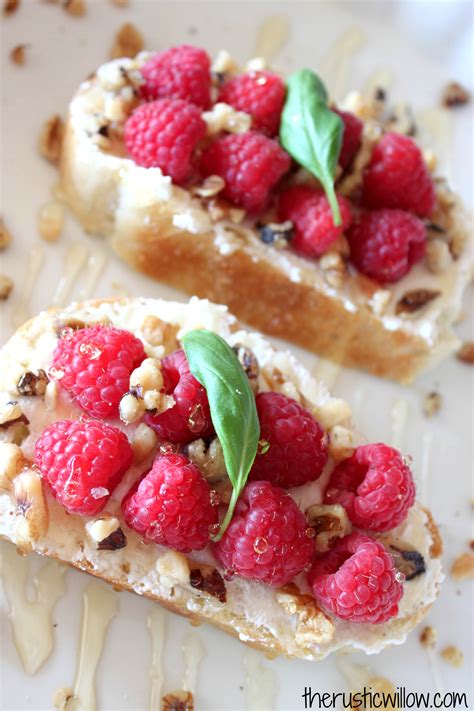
[122, 452, 217, 553]
[52, 326, 146, 418]
[324, 444, 416, 532]
[145, 349, 213, 444]
[308, 532, 403, 624]
[140, 45, 211, 108]
[213, 481, 314, 586]
[278, 185, 353, 258]
[362, 132, 436, 217]
[218, 71, 286, 136]
[333, 108, 363, 169]
[124, 99, 206, 183]
[200, 132, 291, 212]
[347, 208, 426, 284]
[35, 419, 133, 516]
[250, 392, 328, 488]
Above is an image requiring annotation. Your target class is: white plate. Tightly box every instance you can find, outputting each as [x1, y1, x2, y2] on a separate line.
[1, 2, 473, 709]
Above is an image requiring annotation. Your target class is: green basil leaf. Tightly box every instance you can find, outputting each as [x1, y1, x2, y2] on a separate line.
[182, 330, 260, 541]
[280, 68, 343, 225]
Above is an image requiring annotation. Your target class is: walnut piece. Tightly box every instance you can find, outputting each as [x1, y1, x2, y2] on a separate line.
[0, 274, 13, 300]
[390, 545, 426, 580]
[63, 0, 86, 16]
[110, 22, 144, 59]
[328, 425, 354, 461]
[132, 423, 158, 463]
[423, 391, 442, 418]
[17, 369, 49, 396]
[10, 44, 28, 65]
[38, 115, 64, 163]
[306, 503, 352, 553]
[156, 550, 190, 588]
[420, 625, 438, 649]
[0, 401, 23, 426]
[276, 583, 335, 647]
[456, 342, 474, 364]
[141, 315, 179, 354]
[231, 343, 259, 394]
[189, 566, 226, 603]
[442, 82, 470, 108]
[450, 552, 474, 581]
[191, 175, 225, 198]
[0, 442, 25, 488]
[395, 289, 440, 316]
[3, 0, 19, 15]
[13, 468, 48, 547]
[441, 645, 464, 668]
[161, 690, 194, 711]
[203, 102, 251, 135]
[86, 515, 126, 550]
[184, 437, 227, 484]
[0, 218, 12, 249]
[120, 357, 173, 424]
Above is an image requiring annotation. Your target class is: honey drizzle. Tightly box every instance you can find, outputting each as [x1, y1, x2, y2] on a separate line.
[51, 242, 89, 307]
[147, 606, 167, 710]
[11, 245, 45, 328]
[243, 648, 277, 710]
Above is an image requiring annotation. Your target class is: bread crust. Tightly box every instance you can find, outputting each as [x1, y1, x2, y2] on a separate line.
[0, 297, 443, 660]
[59, 63, 473, 383]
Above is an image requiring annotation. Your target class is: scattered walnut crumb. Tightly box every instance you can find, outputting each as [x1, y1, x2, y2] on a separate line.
[38, 115, 64, 163]
[0, 275, 13, 300]
[38, 201, 65, 242]
[441, 645, 464, 668]
[0, 218, 12, 250]
[63, 0, 86, 16]
[419, 625, 437, 649]
[111, 0, 129, 5]
[423, 391, 442, 418]
[110, 22, 143, 59]
[161, 690, 194, 711]
[3, 0, 19, 15]
[395, 289, 440, 316]
[450, 551, 474, 581]
[442, 82, 470, 108]
[10, 44, 28, 65]
[456, 342, 474, 364]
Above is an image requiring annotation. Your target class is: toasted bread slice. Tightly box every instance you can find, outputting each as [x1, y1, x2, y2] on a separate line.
[59, 56, 473, 383]
[0, 297, 442, 660]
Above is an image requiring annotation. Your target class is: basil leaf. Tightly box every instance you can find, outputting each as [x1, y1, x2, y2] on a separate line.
[182, 330, 260, 541]
[280, 68, 343, 225]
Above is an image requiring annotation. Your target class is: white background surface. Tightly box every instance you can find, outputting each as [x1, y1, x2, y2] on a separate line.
[1, 1, 473, 710]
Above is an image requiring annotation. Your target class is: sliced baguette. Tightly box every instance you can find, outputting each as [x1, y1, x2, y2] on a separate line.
[0, 297, 442, 660]
[59, 56, 473, 383]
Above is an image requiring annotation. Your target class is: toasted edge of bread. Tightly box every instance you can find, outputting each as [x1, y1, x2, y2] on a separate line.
[0, 297, 443, 660]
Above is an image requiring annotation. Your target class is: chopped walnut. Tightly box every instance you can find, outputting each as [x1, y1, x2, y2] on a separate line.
[156, 550, 190, 588]
[17, 369, 49, 396]
[305, 503, 352, 553]
[390, 545, 426, 580]
[0, 218, 12, 250]
[203, 102, 251, 135]
[276, 583, 335, 647]
[141, 315, 179, 355]
[420, 625, 438, 649]
[456, 342, 474, 364]
[184, 437, 227, 484]
[189, 566, 226, 603]
[338, 122, 382, 197]
[0, 275, 13, 300]
[319, 251, 347, 289]
[132, 423, 158, 463]
[86, 515, 126, 550]
[450, 552, 474, 581]
[38, 115, 64, 163]
[423, 391, 442, 418]
[111, 0, 129, 5]
[3, 0, 19, 15]
[38, 201, 65, 242]
[161, 690, 194, 711]
[0, 442, 25, 488]
[211, 49, 240, 77]
[395, 289, 440, 316]
[191, 175, 225, 198]
[442, 82, 470, 108]
[232, 343, 259, 394]
[13, 468, 48, 547]
[426, 238, 452, 274]
[0, 401, 23, 426]
[63, 0, 86, 16]
[312, 397, 351, 430]
[10, 44, 28, 65]
[441, 645, 464, 668]
[110, 22, 144, 59]
[328, 425, 354, 461]
[423, 148, 437, 172]
[120, 358, 173, 424]
[44, 381, 59, 412]
[386, 101, 417, 136]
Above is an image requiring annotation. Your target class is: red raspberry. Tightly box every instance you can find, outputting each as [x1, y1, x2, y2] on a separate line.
[333, 108, 363, 169]
[145, 349, 213, 444]
[218, 71, 286, 136]
[324, 444, 416, 532]
[213, 481, 314, 586]
[362, 132, 436, 217]
[122, 452, 217, 553]
[250, 392, 328, 488]
[347, 208, 426, 283]
[140, 45, 211, 108]
[308, 532, 403, 624]
[278, 185, 352, 258]
[200, 132, 291, 212]
[35, 419, 133, 516]
[52, 326, 146, 418]
[124, 99, 206, 183]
